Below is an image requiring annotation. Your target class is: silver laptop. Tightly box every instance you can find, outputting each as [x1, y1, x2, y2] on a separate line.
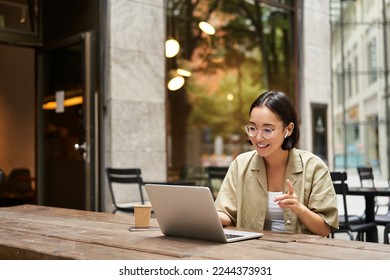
[144, 184, 263, 243]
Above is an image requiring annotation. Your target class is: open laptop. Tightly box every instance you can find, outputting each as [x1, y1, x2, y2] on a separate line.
[144, 184, 263, 243]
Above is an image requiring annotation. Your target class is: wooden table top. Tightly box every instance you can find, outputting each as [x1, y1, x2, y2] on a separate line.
[0, 204, 389, 260]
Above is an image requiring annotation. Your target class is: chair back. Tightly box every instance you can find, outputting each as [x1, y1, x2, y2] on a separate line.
[357, 166, 375, 187]
[206, 166, 228, 183]
[0, 169, 5, 192]
[205, 166, 229, 199]
[106, 168, 145, 208]
[8, 168, 33, 193]
[330, 171, 351, 227]
[206, 165, 228, 176]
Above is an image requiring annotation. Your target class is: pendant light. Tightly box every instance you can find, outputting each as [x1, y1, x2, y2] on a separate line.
[167, 70, 185, 91]
[165, 38, 180, 58]
[199, 21, 215, 35]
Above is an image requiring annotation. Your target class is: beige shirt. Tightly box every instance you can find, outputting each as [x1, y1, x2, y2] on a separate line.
[215, 148, 339, 234]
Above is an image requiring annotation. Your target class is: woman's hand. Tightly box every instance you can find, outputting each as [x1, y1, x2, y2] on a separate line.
[274, 179, 330, 237]
[274, 179, 304, 214]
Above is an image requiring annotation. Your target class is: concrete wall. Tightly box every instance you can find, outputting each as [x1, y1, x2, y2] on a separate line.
[104, 0, 167, 211]
[300, 0, 333, 167]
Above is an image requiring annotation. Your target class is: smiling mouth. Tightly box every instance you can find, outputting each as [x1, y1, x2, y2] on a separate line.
[257, 143, 269, 148]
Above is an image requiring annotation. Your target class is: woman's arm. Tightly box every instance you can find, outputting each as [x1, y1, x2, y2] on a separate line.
[214, 159, 240, 228]
[274, 179, 331, 236]
[291, 204, 331, 236]
[218, 211, 234, 227]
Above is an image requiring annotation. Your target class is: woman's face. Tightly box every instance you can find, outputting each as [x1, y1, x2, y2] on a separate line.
[248, 105, 293, 158]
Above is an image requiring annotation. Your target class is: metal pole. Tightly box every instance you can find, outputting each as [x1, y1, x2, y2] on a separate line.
[382, 0, 390, 182]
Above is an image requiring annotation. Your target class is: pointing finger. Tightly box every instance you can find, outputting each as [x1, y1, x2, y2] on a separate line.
[286, 179, 294, 195]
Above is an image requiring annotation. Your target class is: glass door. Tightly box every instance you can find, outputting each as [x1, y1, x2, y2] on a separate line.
[37, 32, 97, 210]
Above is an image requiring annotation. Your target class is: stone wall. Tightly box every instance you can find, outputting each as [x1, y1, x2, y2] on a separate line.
[104, 0, 167, 212]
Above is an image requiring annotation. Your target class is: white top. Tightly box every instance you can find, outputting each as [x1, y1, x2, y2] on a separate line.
[264, 191, 286, 232]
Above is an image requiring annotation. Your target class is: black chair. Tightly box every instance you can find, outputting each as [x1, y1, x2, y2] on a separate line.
[205, 166, 228, 199]
[373, 213, 390, 243]
[331, 171, 363, 225]
[357, 166, 375, 187]
[357, 166, 390, 237]
[7, 168, 34, 193]
[0, 168, 36, 205]
[357, 166, 390, 213]
[0, 169, 6, 196]
[106, 168, 147, 214]
[0, 169, 4, 190]
[330, 171, 378, 242]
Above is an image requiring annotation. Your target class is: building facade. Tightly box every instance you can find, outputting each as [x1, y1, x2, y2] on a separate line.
[0, 0, 332, 212]
[331, 0, 390, 180]
[106, 0, 333, 212]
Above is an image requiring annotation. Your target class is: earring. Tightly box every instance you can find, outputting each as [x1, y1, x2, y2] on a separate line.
[284, 132, 289, 139]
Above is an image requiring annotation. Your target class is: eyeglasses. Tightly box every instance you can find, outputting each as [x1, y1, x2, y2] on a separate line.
[244, 124, 285, 139]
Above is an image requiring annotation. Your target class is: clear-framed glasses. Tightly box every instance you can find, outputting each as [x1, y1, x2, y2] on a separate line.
[244, 124, 285, 139]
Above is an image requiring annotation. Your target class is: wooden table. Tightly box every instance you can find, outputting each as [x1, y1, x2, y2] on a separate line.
[348, 187, 390, 242]
[0, 204, 390, 260]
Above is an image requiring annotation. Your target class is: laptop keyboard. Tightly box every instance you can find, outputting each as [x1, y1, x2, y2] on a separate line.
[225, 233, 243, 239]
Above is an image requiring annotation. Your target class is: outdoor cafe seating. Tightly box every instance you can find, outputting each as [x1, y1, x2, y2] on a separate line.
[329, 171, 378, 242]
[106, 167, 147, 214]
[0, 168, 36, 207]
[357, 166, 390, 213]
[106, 167, 200, 215]
[356, 166, 390, 243]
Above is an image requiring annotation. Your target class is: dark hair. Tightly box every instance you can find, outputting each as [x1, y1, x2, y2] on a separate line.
[248, 90, 300, 150]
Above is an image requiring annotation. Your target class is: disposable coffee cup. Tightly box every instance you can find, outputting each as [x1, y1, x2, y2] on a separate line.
[134, 205, 152, 228]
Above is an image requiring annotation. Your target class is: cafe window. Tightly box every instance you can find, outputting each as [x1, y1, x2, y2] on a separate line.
[166, 0, 297, 182]
[367, 37, 378, 84]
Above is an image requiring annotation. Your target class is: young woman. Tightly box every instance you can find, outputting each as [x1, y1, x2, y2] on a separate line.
[215, 90, 338, 236]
